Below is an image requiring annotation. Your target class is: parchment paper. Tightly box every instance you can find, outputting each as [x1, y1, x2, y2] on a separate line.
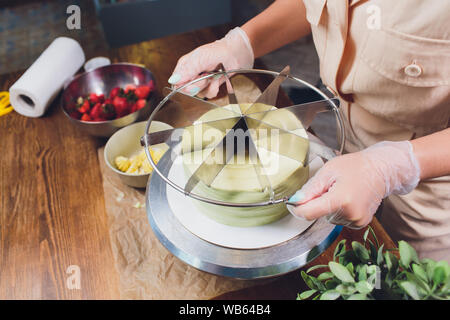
[98, 76, 269, 299]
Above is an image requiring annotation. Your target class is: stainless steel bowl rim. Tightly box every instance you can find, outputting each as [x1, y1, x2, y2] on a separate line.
[61, 62, 154, 125]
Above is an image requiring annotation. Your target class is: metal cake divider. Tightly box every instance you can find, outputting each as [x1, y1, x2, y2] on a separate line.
[242, 65, 290, 115]
[211, 63, 238, 105]
[142, 65, 340, 204]
[183, 117, 274, 198]
[184, 64, 275, 196]
[182, 66, 292, 195]
[162, 87, 241, 119]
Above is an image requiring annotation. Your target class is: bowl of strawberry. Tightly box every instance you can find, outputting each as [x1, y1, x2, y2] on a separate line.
[61, 63, 157, 137]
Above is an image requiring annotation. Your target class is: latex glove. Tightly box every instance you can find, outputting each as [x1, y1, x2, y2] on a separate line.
[287, 141, 421, 229]
[168, 27, 254, 98]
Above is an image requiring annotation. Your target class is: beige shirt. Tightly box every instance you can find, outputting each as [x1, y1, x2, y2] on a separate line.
[303, 0, 450, 260]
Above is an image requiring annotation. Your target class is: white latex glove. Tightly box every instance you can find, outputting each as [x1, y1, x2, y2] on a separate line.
[168, 27, 254, 98]
[287, 141, 421, 229]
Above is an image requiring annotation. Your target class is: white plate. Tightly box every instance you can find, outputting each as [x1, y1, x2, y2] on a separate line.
[166, 156, 324, 249]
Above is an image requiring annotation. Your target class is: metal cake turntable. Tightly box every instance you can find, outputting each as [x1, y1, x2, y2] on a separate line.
[142, 66, 345, 279]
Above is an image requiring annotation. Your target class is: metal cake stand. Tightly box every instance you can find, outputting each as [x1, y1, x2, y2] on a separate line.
[146, 151, 342, 279]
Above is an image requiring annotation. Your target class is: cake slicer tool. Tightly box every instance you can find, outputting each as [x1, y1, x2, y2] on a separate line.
[180, 94, 338, 194]
[242, 65, 290, 115]
[176, 65, 289, 195]
[142, 66, 344, 207]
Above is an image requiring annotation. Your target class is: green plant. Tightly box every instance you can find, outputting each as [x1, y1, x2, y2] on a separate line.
[297, 227, 450, 300]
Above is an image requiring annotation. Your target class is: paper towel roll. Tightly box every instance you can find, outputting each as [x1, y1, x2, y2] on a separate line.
[9, 37, 85, 117]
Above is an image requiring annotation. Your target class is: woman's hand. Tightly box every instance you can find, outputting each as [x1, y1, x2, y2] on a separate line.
[287, 141, 421, 229]
[168, 27, 254, 98]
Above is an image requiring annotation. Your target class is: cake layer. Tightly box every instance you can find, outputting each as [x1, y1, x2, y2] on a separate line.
[180, 103, 310, 227]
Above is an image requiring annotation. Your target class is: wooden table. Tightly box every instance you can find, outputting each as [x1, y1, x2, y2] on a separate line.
[0, 26, 396, 300]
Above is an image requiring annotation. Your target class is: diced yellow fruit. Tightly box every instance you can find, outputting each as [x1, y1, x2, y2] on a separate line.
[150, 148, 165, 163]
[130, 154, 143, 168]
[126, 158, 140, 173]
[115, 147, 166, 175]
[138, 149, 148, 162]
[115, 156, 131, 172]
[141, 158, 153, 173]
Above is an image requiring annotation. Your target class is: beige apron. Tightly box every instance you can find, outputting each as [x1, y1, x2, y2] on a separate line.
[303, 0, 450, 260]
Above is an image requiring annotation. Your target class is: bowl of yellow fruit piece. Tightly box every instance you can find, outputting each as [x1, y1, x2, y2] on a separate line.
[104, 121, 172, 188]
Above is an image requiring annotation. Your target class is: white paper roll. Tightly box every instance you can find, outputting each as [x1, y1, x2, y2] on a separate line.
[9, 37, 85, 118]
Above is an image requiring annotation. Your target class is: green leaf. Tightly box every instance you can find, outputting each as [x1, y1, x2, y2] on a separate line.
[301, 271, 319, 290]
[421, 258, 435, 265]
[306, 264, 329, 274]
[433, 266, 447, 286]
[385, 251, 398, 272]
[329, 262, 355, 283]
[312, 276, 327, 291]
[339, 250, 358, 265]
[346, 262, 355, 277]
[405, 272, 430, 295]
[412, 263, 427, 282]
[435, 261, 450, 276]
[347, 293, 368, 300]
[363, 228, 370, 243]
[423, 259, 437, 281]
[355, 280, 374, 294]
[358, 264, 368, 281]
[302, 271, 327, 291]
[363, 226, 380, 248]
[298, 289, 317, 300]
[333, 240, 347, 261]
[325, 279, 340, 290]
[377, 244, 385, 265]
[320, 290, 341, 300]
[367, 240, 378, 262]
[352, 241, 370, 262]
[399, 281, 421, 300]
[317, 272, 334, 281]
[336, 284, 356, 295]
[399, 241, 419, 269]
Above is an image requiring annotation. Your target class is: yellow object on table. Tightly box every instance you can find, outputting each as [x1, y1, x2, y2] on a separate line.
[114, 147, 166, 175]
[0, 91, 14, 117]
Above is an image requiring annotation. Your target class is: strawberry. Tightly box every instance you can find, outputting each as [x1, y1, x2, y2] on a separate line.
[100, 103, 116, 120]
[90, 103, 103, 120]
[124, 84, 136, 94]
[112, 96, 129, 117]
[110, 87, 121, 99]
[78, 100, 90, 113]
[89, 93, 100, 105]
[135, 85, 151, 99]
[81, 113, 92, 121]
[136, 99, 147, 110]
[124, 89, 137, 103]
[130, 103, 138, 114]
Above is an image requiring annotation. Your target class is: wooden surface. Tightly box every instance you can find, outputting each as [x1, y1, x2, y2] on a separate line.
[0, 26, 396, 300]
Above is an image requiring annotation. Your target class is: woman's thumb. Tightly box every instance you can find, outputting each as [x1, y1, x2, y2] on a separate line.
[287, 166, 336, 205]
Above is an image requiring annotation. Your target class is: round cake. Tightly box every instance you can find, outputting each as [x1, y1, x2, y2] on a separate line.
[181, 103, 309, 227]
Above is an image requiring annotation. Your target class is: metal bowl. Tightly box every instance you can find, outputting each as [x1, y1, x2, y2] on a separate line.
[61, 63, 157, 137]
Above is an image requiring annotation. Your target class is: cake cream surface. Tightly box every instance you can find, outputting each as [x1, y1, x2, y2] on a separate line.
[181, 103, 310, 227]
